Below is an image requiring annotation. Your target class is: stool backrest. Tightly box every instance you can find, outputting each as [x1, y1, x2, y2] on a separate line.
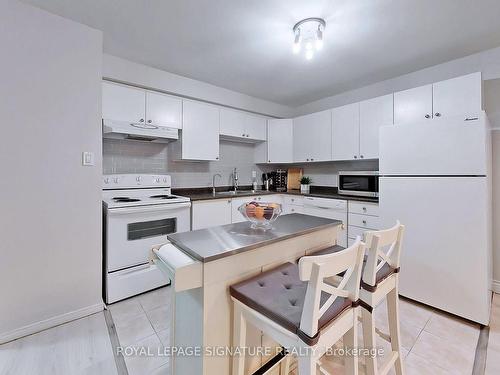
[298, 238, 365, 337]
[363, 221, 405, 288]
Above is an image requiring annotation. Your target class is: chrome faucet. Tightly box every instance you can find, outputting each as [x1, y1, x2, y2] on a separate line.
[212, 173, 222, 196]
[232, 168, 239, 192]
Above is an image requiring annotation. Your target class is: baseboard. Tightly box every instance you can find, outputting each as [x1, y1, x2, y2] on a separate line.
[492, 280, 500, 294]
[0, 302, 104, 344]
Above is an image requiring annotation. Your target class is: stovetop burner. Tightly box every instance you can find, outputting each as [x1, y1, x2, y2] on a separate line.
[150, 195, 176, 200]
[113, 197, 141, 203]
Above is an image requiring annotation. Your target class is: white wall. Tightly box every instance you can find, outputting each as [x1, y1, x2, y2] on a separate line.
[295, 46, 500, 116]
[0, 0, 103, 343]
[103, 54, 295, 118]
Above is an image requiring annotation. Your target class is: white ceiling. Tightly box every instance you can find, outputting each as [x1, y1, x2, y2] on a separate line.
[21, 0, 500, 107]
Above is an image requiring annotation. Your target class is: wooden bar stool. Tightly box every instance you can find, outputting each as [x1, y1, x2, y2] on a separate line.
[360, 222, 405, 375]
[230, 239, 365, 375]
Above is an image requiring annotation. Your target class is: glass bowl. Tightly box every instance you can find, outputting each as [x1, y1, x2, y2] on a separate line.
[238, 201, 282, 230]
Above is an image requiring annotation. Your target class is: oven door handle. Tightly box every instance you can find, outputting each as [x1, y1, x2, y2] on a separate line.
[108, 202, 191, 215]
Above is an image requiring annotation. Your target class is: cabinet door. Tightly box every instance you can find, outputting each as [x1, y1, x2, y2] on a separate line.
[359, 94, 394, 159]
[309, 110, 332, 161]
[145, 91, 182, 129]
[393, 84, 433, 124]
[182, 101, 220, 161]
[267, 119, 293, 163]
[332, 103, 360, 161]
[245, 115, 267, 141]
[192, 200, 232, 230]
[293, 110, 331, 162]
[220, 108, 246, 138]
[102, 82, 145, 123]
[432, 72, 482, 120]
[292, 115, 310, 162]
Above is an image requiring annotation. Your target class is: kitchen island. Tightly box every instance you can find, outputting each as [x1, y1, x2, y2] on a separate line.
[152, 213, 343, 375]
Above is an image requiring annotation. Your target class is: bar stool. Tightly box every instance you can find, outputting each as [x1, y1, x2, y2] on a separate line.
[360, 222, 405, 375]
[230, 239, 365, 375]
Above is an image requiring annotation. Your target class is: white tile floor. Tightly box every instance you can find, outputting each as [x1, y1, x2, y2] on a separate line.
[2, 289, 498, 375]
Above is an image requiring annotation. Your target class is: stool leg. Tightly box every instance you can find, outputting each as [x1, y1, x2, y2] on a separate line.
[387, 286, 404, 375]
[343, 311, 359, 375]
[297, 355, 316, 375]
[361, 307, 378, 375]
[280, 353, 291, 375]
[232, 303, 247, 375]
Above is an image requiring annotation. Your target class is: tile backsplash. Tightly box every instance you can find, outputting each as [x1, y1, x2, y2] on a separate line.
[103, 139, 378, 188]
[103, 139, 274, 188]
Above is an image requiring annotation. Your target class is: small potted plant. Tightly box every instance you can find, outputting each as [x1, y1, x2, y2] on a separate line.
[300, 176, 312, 194]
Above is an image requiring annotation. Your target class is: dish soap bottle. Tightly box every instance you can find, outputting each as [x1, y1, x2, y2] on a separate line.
[252, 170, 258, 192]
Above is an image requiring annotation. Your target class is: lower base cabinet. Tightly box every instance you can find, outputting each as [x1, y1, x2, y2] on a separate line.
[191, 199, 232, 230]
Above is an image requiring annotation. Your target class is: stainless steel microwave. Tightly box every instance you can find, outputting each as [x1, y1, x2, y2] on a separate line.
[338, 171, 379, 197]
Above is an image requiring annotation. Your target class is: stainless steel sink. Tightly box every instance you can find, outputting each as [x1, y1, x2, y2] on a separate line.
[215, 191, 255, 196]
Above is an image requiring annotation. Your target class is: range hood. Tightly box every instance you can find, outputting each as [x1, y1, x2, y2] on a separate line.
[102, 119, 179, 143]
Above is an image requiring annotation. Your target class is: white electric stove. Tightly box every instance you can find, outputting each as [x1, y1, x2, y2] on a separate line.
[102, 174, 191, 304]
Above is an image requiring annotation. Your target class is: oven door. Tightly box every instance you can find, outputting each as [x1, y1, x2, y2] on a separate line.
[338, 174, 379, 197]
[106, 202, 191, 272]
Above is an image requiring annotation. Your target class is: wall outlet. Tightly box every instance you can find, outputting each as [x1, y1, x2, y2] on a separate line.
[82, 152, 94, 166]
[252, 170, 256, 178]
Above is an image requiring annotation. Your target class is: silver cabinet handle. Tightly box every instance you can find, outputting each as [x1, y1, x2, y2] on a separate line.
[311, 158, 314, 161]
[362, 220, 367, 224]
[354, 155, 358, 159]
[139, 118, 144, 122]
[465, 117, 478, 121]
[227, 200, 231, 204]
[215, 157, 219, 160]
[425, 114, 431, 119]
[306, 158, 310, 161]
[435, 112, 441, 117]
[147, 119, 152, 123]
[362, 207, 367, 211]
[360, 155, 364, 159]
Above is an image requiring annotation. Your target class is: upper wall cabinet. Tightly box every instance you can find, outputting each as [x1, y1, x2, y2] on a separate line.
[145, 91, 182, 129]
[219, 108, 267, 142]
[182, 100, 220, 161]
[267, 119, 293, 163]
[102, 81, 182, 129]
[394, 72, 482, 124]
[359, 94, 394, 159]
[102, 82, 145, 124]
[393, 84, 432, 124]
[332, 103, 360, 161]
[293, 110, 332, 162]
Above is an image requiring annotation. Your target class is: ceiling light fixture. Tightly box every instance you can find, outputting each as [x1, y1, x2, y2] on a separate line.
[292, 17, 326, 60]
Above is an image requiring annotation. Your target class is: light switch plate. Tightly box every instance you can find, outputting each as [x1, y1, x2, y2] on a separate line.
[82, 151, 94, 166]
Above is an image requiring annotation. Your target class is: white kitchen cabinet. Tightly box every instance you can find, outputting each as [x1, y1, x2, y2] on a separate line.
[219, 108, 267, 141]
[182, 100, 220, 161]
[302, 197, 347, 247]
[281, 195, 304, 215]
[267, 119, 293, 163]
[432, 72, 482, 120]
[192, 199, 232, 230]
[332, 103, 360, 161]
[220, 108, 246, 138]
[293, 109, 332, 162]
[145, 91, 182, 129]
[245, 115, 267, 141]
[102, 82, 145, 124]
[359, 94, 393, 159]
[394, 73, 482, 124]
[393, 84, 433, 125]
[347, 200, 379, 244]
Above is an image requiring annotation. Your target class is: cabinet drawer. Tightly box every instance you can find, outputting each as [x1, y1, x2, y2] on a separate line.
[348, 225, 368, 240]
[283, 195, 304, 206]
[348, 201, 379, 216]
[348, 213, 380, 230]
[303, 197, 347, 211]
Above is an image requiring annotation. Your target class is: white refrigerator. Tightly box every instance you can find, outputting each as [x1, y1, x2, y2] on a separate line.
[379, 113, 492, 324]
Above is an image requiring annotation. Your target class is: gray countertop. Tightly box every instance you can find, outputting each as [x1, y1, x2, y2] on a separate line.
[167, 213, 343, 263]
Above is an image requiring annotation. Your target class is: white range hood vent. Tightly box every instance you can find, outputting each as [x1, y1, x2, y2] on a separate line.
[102, 119, 179, 143]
